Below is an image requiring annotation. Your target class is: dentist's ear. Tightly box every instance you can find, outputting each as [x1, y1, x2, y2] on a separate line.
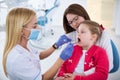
[21, 28, 26, 36]
[20, 28, 29, 39]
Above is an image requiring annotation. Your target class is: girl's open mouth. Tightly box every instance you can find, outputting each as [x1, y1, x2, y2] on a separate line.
[78, 38, 81, 42]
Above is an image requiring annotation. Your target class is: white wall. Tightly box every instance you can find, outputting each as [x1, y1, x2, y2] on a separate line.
[0, 0, 86, 27]
[113, 0, 120, 36]
[51, 0, 86, 26]
[0, 8, 7, 27]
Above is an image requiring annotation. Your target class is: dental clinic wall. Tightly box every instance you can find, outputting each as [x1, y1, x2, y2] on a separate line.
[0, 0, 86, 29]
[51, 0, 86, 26]
[0, 7, 7, 30]
[113, 0, 120, 36]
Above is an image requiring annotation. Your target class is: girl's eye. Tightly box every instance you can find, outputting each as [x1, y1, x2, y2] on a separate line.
[81, 31, 85, 33]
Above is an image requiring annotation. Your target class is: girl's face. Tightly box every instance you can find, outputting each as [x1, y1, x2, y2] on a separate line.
[77, 24, 95, 50]
[66, 13, 85, 30]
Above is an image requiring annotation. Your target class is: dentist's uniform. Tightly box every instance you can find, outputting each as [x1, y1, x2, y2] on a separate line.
[6, 44, 42, 80]
[6, 28, 72, 80]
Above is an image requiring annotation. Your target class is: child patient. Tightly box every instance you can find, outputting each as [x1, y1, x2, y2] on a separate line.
[55, 20, 109, 80]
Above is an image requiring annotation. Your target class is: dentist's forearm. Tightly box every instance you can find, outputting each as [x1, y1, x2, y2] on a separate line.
[42, 58, 64, 80]
[40, 46, 56, 59]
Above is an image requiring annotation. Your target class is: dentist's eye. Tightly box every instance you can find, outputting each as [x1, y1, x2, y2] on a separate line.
[33, 25, 37, 29]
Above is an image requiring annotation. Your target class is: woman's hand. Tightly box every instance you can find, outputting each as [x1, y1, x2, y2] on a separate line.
[55, 35, 71, 48]
[60, 43, 74, 61]
[63, 73, 75, 80]
[63, 73, 85, 80]
[54, 76, 65, 80]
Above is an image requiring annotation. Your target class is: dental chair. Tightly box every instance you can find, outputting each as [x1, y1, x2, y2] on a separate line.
[109, 40, 120, 73]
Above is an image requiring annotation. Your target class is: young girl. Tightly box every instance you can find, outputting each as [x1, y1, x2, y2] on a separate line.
[55, 20, 109, 80]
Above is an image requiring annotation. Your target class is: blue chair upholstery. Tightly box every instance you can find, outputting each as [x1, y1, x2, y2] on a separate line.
[109, 40, 120, 73]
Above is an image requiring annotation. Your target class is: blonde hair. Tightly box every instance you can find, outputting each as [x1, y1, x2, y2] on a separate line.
[3, 7, 36, 76]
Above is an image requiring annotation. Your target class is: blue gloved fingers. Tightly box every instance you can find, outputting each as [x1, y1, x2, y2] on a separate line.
[55, 35, 71, 48]
[60, 43, 74, 61]
[61, 35, 71, 44]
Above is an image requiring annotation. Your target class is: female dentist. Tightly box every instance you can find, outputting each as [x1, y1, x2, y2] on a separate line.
[3, 7, 74, 80]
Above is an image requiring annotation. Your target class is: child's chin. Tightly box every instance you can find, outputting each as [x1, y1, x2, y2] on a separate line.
[77, 43, 82, 46]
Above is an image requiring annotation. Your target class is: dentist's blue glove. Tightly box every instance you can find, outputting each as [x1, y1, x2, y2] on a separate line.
[60, 43, 74, 61]
[55, 35, 71, 49]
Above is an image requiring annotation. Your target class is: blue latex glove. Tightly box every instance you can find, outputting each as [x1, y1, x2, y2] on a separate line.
[60, 43, 74, 61]
[55, 35, 71, 48]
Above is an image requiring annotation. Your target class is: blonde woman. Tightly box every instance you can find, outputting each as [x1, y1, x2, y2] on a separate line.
[3, 7, 74, 80]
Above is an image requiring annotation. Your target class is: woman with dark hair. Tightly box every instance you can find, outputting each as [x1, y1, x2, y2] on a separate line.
[63, 4, 90, 33]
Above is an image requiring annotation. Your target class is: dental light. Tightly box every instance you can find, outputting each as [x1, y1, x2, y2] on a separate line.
[30, 0, 60, 49]
[37, 0, 60, 26]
